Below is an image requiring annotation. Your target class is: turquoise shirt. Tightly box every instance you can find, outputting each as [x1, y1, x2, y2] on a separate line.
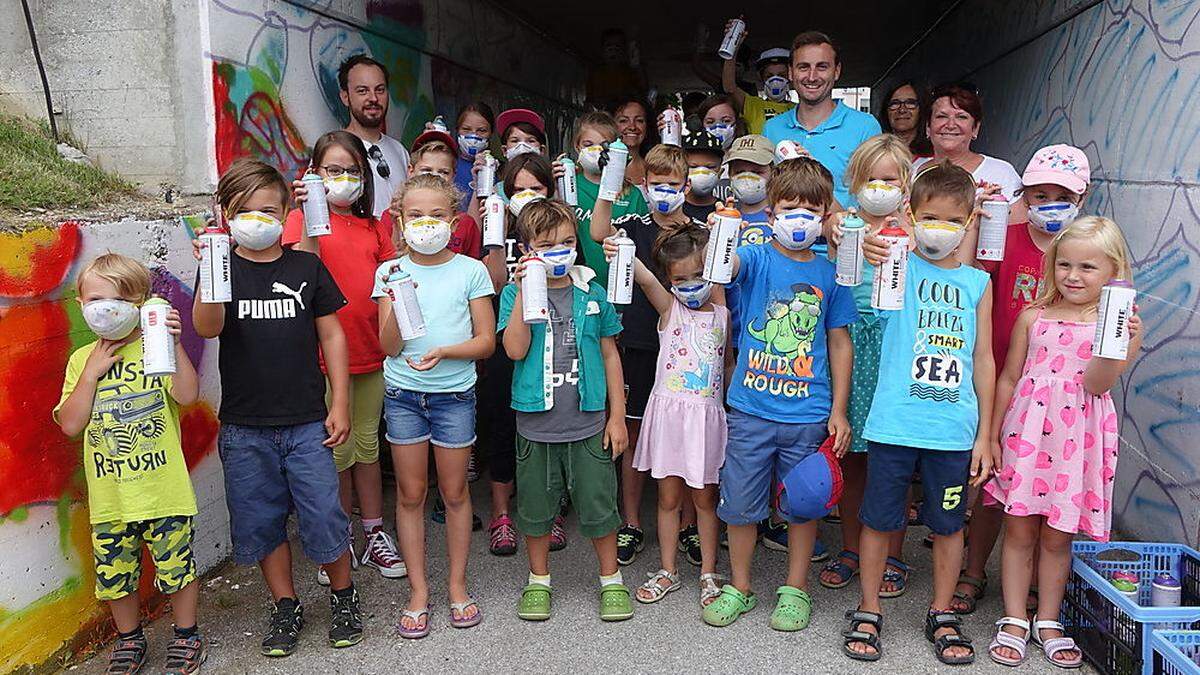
[762, 102, 882, 209]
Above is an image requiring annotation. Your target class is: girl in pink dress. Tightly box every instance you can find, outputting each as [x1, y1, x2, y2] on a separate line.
[985, 217, 1143, 669]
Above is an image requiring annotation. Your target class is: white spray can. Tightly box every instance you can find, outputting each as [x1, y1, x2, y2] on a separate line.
[1092, 279, 1136, 360]
[703, 206, 741, 284]
[522, 258, 549, 324]
[301, 172, 331, 237]
[976, 198, 1010, 261]
[558, 155, 579, 206]
[476, 152, 497, 198]
[871, 225, 909, 310]
[598, 140, 628, 202]
[660, 108, 683, 146]
[199, 204, 232, 303]
[140, 297, 176, 376]
[607, 232, 636, 305]
[718, 19, 746, 60]
[836, 214, 866, 287]
[482, 194, 506, 249]
[385, 268, 427, 340]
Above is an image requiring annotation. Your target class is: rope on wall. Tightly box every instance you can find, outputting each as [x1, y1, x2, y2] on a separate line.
[21, 0, 58, 141]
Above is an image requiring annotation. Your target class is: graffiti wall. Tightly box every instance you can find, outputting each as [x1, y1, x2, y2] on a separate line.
[906, 0, 1200, 545]
[0, 219, 226, 673]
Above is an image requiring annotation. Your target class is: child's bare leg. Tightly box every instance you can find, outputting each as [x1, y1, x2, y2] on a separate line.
[392, 441, 430, 628]
[259, 541, 295, 601]
[169, 580, 199, 629]
[692, 485, 720, 575]
[434, 445, 474, 614]
[108, 595, 141, 633]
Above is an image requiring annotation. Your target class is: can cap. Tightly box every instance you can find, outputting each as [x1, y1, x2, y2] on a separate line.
[609, 139, 628, 152]
[716, 205, 742, 218]
[1106, 279, 1134, 288]
[842, 214, 866, 230]
[1153, 573, 1181, 588]
[879, 225, 908, 237]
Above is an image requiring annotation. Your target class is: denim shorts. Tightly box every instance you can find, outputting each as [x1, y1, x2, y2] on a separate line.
[717, 408, 828, 525]
[383, 386, 477, 448]
[860, 441, 971, 536]
[218, 421, 349, 565]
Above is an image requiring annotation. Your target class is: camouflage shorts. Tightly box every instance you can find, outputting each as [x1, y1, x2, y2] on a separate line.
[91, 516, 196, 601]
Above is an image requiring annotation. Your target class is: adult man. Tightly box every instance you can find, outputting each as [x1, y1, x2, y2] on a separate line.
[338, 55, 409, 217]
[719, 18, 795, 135]
[762, 32, 881, 209]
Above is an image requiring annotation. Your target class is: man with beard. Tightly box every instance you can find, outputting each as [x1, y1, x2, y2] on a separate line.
[338, 55, 410, 217]
[762, 32, 880, 210]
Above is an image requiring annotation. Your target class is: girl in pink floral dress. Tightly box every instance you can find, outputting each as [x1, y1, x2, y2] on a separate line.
[985, 217, 1143, 668]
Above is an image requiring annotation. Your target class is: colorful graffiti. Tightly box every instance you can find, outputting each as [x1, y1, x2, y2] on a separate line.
[0, 219, 223, 673]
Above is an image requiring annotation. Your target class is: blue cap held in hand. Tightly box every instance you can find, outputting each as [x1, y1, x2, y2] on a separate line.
[776, 435, 843, 521]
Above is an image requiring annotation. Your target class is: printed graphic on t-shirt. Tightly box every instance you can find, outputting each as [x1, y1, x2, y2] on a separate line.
[739, 221, 771, 247]
[910, 278, 970, 403]
[88, 362, 171, 481]
[549, 301, 579, 390]
[742, 282, 824, 399]
[238, 281, 308, 319]
[1010, 264, 1044, 308]
[664, 320, 724, 397]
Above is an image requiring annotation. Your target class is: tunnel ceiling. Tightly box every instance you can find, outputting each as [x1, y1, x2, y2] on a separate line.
[504, 0, 963, 87]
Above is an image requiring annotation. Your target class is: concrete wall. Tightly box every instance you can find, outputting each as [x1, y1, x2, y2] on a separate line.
[904, 0, 1200, 545]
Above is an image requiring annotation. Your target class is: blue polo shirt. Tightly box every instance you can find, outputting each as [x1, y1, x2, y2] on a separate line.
[763, 102, 882, 209]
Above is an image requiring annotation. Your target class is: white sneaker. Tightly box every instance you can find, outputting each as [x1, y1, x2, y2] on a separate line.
[361, 528, 407, 579]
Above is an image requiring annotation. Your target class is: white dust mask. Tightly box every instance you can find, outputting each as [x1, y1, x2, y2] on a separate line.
[403, 216, 452, 255]
[856, 181, 904, 216]
[772, 208, 824, 250]
[82, 299, 141, 340]
[731, 171, 767, 204]
[230, 211, 283, 250]
[324, 174, 363, 207]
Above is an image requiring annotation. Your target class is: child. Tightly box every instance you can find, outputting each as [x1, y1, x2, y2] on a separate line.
[56, 254, 204, 674]
[373, 173, 496, 638]
[591, 143, 701, 567]
[844, 161, 995, 665]
[702, 157, 856, 632]
[697, 94, 740, 203]
[953, 144, 1092, 615]
[192, 158, 360, 656]
[465, 108, 547, 205]
[985, 217, 1141, 668]
[682, 128, 726, 222]
[719, 17, 795, 135]
[285, 130, 406, 585]
[399, 129, 483, 258]
[453, 101, 495, 208]
[726, 134, 775, 246]
[603, 225, 728, 609]
[498, 199, 632, 622]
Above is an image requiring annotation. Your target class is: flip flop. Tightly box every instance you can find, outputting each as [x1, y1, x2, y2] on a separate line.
[397, 607, 430, 639]
[449, 598, 482, 628]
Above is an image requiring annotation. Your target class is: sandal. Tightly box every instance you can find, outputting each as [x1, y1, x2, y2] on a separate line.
[770, 585, 813, 632]
[397, 607, 431, 639]
[599, 583, 634, 621]
[702, 584, 757, 627]
[989, 616, 1031, 667]
[636, 569, 681, 604]
[517, 583, 551, 621]
[449, 598, 482, 628]
[1032, 617, 1083, 669]
[842, 609, 883, 661]
[698, 573, 723, 607]
[880, 557, 909, 598]
[820, 550, 860, 589]
[950, 572, 987, 614]
[925, 610, 976, 665]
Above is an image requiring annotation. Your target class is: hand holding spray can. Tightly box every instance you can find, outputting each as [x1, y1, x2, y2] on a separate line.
[976, 198, 1010, 261]
[607, 231, 636, 305]
[522, 258, 550, 324]
[718, 18, 746, 60]
[140, 297, 176, 376]
[1092, 279, 1136, 360]
[703, 206, 741, 284]
[836, 213, 866, 287]
[660, 108, 683, 146]
[301, 172, 331, 237]
[557, 155, 579, 206]
[430, 115, 448, 132]
[476, 152, 497, 198]
[871, 224, 909, 310]
[382, 263, 426, 340]
[598, 140, 628, 202]
[199, 199, 232, 303]
[482, 194, 506, 249]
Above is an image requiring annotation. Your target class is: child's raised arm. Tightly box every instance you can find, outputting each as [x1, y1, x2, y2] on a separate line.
[601, 235, 673, 318]
[1083, 310, 1143, 395]
[589, 191, 618, 243]
[991, 307, 1036, 469]
[56, 341, 125, 436]
[970, 282, 996, 486]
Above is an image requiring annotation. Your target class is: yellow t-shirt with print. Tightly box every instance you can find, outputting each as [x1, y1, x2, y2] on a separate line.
[742, 96, 796, 135]
[55, 338, 198, 524]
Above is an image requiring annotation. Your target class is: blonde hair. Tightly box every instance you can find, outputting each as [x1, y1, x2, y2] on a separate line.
[573, 111, 618, 147]
[1031, 216, 1133, 310]
[389, 173, 461, 220]
[644, 144, 689, 181]
[410, 140, 455, 167]
[76, 252, 152, 303]
[216, 158, 290, 220]
[844, 133, 913, 194]
[768, 157, 834, 210]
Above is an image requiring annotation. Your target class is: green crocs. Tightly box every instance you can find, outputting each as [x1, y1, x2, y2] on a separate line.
[702, 584, 758, 627]
[599, 583, 634, 621]
[518, 583, 551, 621]
[770, 585, 813, 632]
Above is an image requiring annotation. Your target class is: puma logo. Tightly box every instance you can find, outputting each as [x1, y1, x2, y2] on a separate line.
[271, 281, 307, 310]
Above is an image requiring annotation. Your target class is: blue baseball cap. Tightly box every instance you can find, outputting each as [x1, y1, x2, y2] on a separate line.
[777, 436, 843, 521]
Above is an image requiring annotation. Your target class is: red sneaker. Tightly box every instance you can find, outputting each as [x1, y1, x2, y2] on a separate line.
[361, 527, 407, 578]
[488, 514, 518, 556]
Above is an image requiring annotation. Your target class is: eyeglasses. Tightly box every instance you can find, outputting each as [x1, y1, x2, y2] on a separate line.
[888, 98, 919, 110]
[320, 164, 363, 178]
[367, 145, 391, 179]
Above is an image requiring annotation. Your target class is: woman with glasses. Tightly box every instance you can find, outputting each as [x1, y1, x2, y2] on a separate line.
[914, 83, 1022, 201]
[877, 80, 932, 157]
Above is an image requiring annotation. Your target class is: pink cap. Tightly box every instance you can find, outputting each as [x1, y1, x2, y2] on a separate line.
[1022, 144, 1090, 194]
[496, 108, 545, 138]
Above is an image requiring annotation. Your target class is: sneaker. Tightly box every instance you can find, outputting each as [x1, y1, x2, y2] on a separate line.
[467, 451, 480, 483]
[261, 597, 303, 657]
[432, 497, 484, 531]
[328, 588, 363, 648]
[163, 634, 206, 674]
[489, 514, 518, 556]
[105, 634, 147, 674]
[361, 528, 407, 578]
[616, 524, 644, 566]
[678, 525, 702, 566]
[761, 520, 789, 552]
[549, 514, 568, 552]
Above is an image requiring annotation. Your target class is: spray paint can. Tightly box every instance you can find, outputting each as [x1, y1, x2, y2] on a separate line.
[557, 155, 579, 206]
[703, 206, 741, 284]
[718, 18, 746, 60]
[1151, 573, 1182, 607]
[1111, 579, 1139, 605]
[871, 225, 909, 310]
[140, 297, 176, 376]
[1092, 279, 1136, 360]
[976, 198, 1010, 261]
[836, 214, 866, 287]
[773, 139, 806, 164]
[431, 115, 448, 132]
[385, 268, 426, 340]
[476, 152, 497, 198]
[598, 140, 628, 202]
[522, 258, 549, 324]
[199, 202, 232, 303]
[607, 232, 636, 305]
[301, 172, 331, 237]
[482, 194, 506, 249]
[660, 108, 683, 146]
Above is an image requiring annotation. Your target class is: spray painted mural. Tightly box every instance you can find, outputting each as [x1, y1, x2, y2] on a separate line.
[0, 219, 226, 673]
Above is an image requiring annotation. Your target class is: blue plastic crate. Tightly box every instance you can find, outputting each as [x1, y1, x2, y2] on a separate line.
[1063, 542, 1200, 675]
[1150, 631, 1200, 675]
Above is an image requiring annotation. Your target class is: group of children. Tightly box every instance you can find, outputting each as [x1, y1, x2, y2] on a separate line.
[60, 89, 1141, 672]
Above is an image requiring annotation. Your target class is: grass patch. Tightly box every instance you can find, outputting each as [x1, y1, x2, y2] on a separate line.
[0, 114, 137, 210]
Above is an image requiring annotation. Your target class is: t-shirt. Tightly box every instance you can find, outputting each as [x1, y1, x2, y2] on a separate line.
[55, 339, 198, 524]
[737, 206, 772, 247]
[914, 155, 1023, 201]
[371, 253, 493, 392]
[726, 244, 858, 423]
[762, 102, 882, 209]
[742, 95, 796, 135]
[616, 213, 706, 351]
[683, 200, 716, 223]
[379, 211, 482, 260]
[282, 210, 396, 374]
[864, 255, 991, 451]
[574, 174, 650, 285]
[214, 249, 346, 425]
[981, 222, 1046, 369]
[515, 285, 606, 442]
[363, 133, 411, 218]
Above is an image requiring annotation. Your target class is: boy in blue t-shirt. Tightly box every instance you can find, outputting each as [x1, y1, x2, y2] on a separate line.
[843, 161, 996, 665]
[703, 157, 857, 631]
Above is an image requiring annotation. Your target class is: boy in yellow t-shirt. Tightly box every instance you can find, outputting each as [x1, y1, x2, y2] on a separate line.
[55, 253, 204, 674]
[720, 20, 795, 134]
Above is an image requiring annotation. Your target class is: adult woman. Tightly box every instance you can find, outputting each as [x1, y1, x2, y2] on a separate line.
[914, 83, 1022, 200]
[612, 98, 654, 188]
[877, 81, 932, 157]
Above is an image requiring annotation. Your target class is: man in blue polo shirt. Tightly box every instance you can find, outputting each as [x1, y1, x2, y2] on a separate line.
[763, 31, 881, 209]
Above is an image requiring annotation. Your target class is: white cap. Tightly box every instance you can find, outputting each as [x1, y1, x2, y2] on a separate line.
[757, 48, 790, 65]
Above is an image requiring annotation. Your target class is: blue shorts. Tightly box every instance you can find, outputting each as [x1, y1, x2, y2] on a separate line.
[383, 386, 477, 448]
[860, 441, 971, 536]
[717, 408, 827, 525]
[218, 421, 349, 565]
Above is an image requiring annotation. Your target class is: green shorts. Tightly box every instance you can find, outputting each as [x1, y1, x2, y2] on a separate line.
[515, 432, 620, 540]
[92, 516, 196, 601]
[326, 370, 385, 471]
